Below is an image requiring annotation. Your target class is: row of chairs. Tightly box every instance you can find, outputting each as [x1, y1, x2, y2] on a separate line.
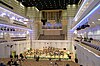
[82, 41, 100, 51]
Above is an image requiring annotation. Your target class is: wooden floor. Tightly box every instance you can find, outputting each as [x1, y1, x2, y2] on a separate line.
[0, 58, 80, 66]
[22, 60, 80, 66]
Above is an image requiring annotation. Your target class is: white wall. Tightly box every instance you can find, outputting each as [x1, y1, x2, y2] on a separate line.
[31, 40, 72, 50]
[0, 40, 73, 58]
[0, 40, 30, 58]
[26, 7, 41, 40]
[76, 44, 100, 66]
[67, 17, 74, 41]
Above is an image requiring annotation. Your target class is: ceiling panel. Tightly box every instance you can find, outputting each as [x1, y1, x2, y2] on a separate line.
[17, 0, 80, 10]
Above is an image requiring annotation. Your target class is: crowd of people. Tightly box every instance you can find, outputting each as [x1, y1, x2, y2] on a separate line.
[0, 53, 27, 66]
[7, 59, 19, 66]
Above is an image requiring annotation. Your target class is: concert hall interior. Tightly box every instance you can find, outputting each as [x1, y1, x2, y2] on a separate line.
[0, 0, 100, 66]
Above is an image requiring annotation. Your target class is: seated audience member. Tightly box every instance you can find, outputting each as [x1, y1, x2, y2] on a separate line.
[20, 53, 24, 61]
[7, 59, 13, 66]
[36, 56, 40, 62]
[0, 62, 6, 66]
[16, 55, 19, 59]
[10, 55, 13, 58]
[90, 38, 93, 40]
[13, 60, 19, 66]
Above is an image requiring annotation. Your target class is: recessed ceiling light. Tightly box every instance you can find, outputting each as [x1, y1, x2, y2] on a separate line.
[68, 5, 71, 6]
[73, 4, 76, 7]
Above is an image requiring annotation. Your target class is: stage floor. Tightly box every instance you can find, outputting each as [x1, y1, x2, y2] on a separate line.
[25, 50, 74, 61]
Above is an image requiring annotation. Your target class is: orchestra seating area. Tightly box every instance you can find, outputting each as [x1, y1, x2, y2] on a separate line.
[38, 34, 65, 40]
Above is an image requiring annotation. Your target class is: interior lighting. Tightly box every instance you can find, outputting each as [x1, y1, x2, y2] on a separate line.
[73, 4, 76, 7]
[74, 30, 77, 34]
[50, 62, 52, 63]
[71, 4, 100, 32]
[20, 3, 24, 7]
[24, 19, 29, 21]
[75, 18, 77, 21]
[24, 22, 27, 24]
[0, 7, 26, 21]
[0, 13, 6, 17]
[0, 24, 33, 31]
[74, 0, 88, 21]
[35, 7, 39, 11]
[68, 4, 71, 7]
[92, 22, 95, 24]
[11, 16, 16, 20]
[19, 19, 23, 22]
[98, 19, 100, 21]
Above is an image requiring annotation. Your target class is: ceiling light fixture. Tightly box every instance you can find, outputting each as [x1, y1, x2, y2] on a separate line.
[73, 4, 76, 7]
[68, 4, 71, 7]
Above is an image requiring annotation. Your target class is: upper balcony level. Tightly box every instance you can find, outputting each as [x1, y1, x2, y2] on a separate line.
[74, 37, 100, 55]
[74, 38, 100, 66]
[71, 0, 100, 31]
[0, 6, 31, 29]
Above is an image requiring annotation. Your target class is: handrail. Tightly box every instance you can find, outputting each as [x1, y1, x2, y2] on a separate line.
[81, 41, 100, 51]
